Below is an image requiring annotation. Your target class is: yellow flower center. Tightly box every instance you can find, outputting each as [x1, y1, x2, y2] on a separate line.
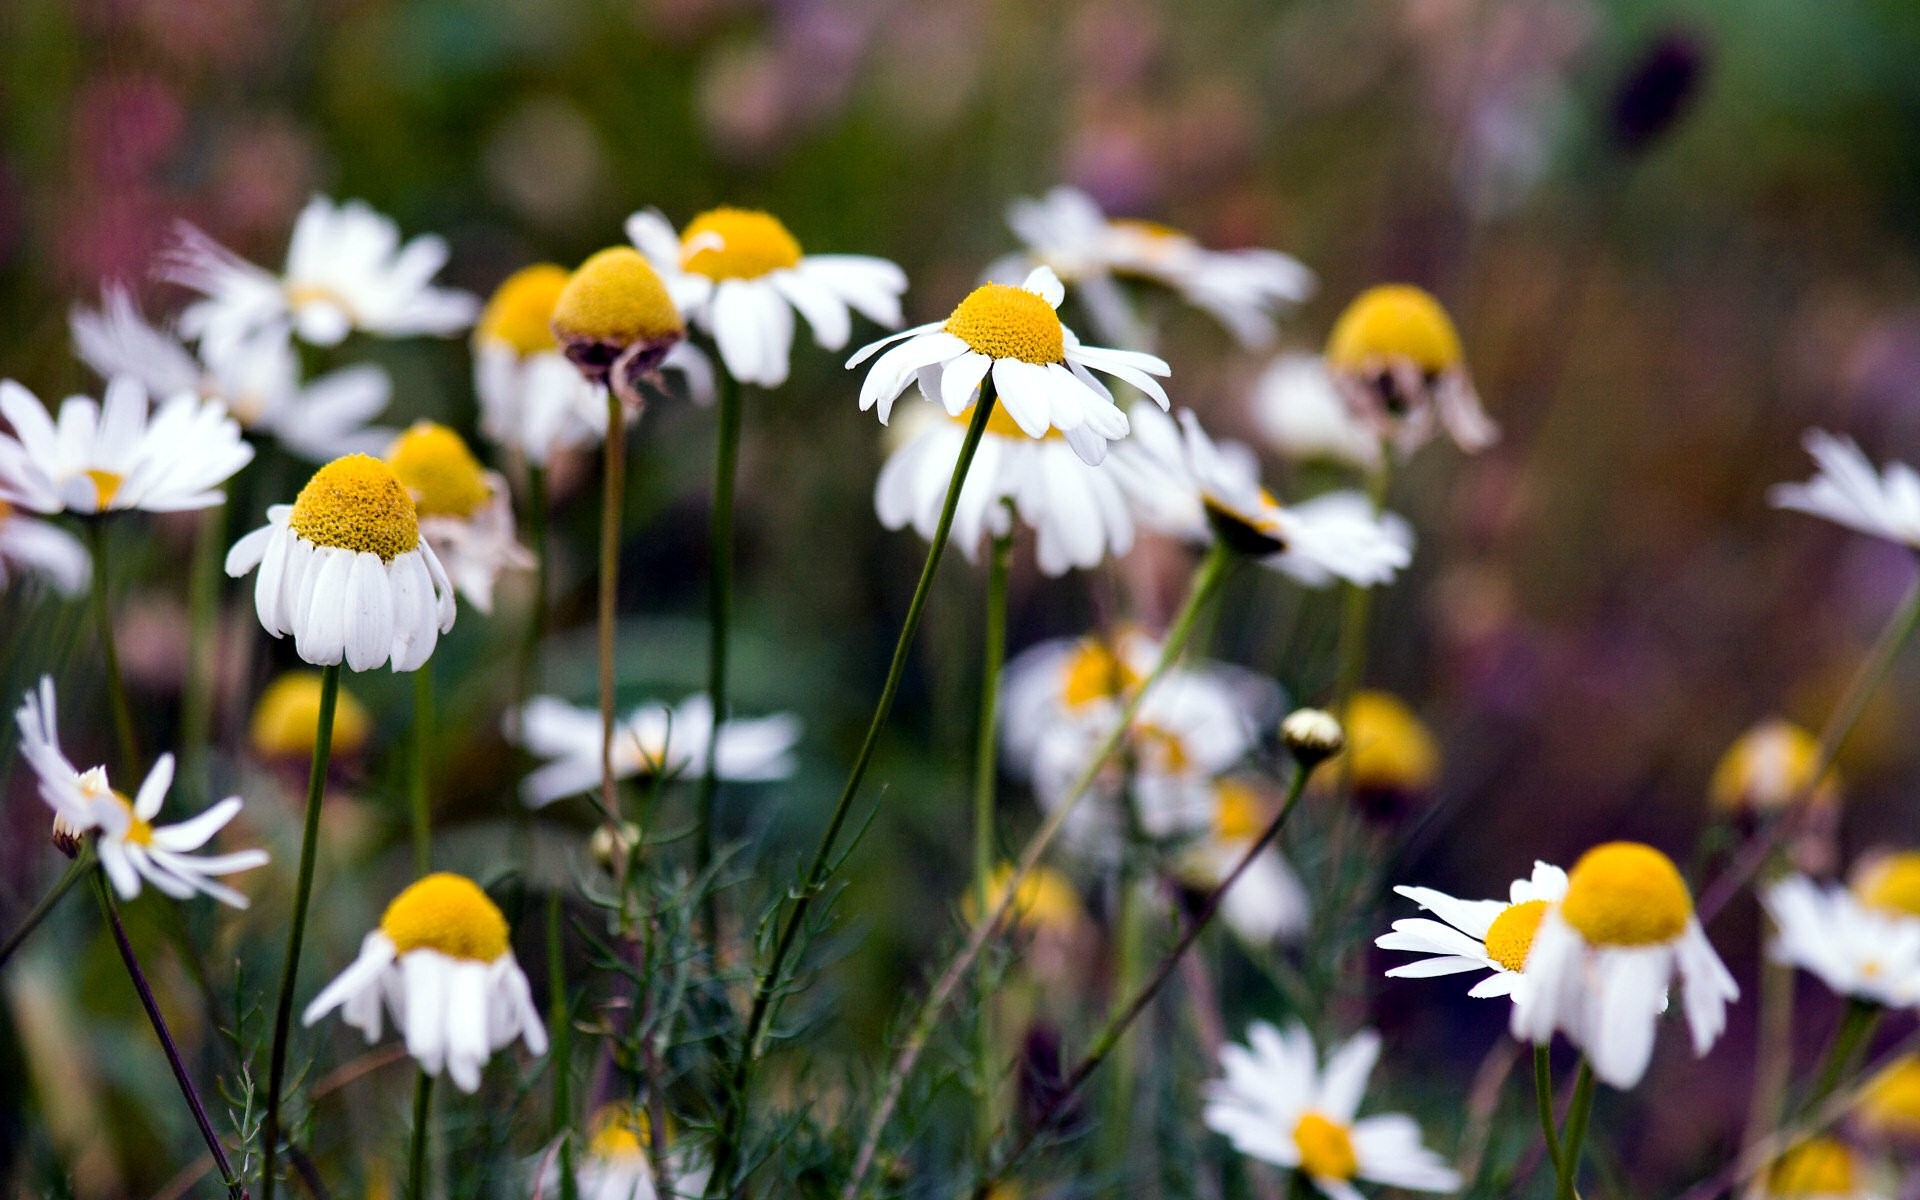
[679, 208, 803, 281]
[1765, 1137, 1857, 1197]
[379, 873, 510, 962]
[945, 284, 1066, 365]
[478, 263, 569, 355]
[1709, 719, 1832, 813]
[1855, 853, 1920, 918]
[385, 422, 491, 520]
[288, 455, 421, 560]
[972, 862, 1083, 933]
[1336, 691, 1440, 794]
[1559, 842, 1693, 947]
[1484, 899, 1549, 972]
[1859, 1055, 1920, 1135]
[1292, 1112, 1358, 1181]
[284, 282, 354, 319]
[87, 469, 124, 509]
[1061, 639, 1139, 709]
[585, 1103, 652, 1161]
[1112, 217, 1186, 243]
[106, 788, 154, 846]
[1213, 779, 1267, 842]
[1325, 284, 1464, 374]
[249, 671, 371, 760]
[947, 405, 1062, 441]
[1134, 722, 1192, 775]
[0, 497, 10, 524]
[551, 248, 685, 346]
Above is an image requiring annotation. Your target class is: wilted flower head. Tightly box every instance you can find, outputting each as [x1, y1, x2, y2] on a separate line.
[1251, 352, 1384, 472]
[474, 264, 609, 466]
[1324, 285, 1495, 457]
[550, 247, 688, 406]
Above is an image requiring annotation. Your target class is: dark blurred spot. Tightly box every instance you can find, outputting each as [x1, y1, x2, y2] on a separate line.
[1608, 30, 1708, 155]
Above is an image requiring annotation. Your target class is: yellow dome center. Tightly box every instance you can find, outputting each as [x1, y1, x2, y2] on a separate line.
[973, 862, 1082, 933]
[945, 284, 1066, 364]
[1765, 1137, 1857, 1197]
[288, 455, 421, 560]
[249, 671, 371, 760]
[1559, 842, 1693, 947]
[101, 787, 154, 847]
[385, 422, 491, 520]
[552, 248, 685, 347]
[478, 263, 569, 356]
[1213, 779, 1267, 842]
[1326, 285, 1464, 374]
[1855, 853, 1920, 918]
[86, 469, 124, 509]
[586, 1103, 652, 1161]
[1061, 639, 1139, 709]
[1860, 1055, 1920, 1135]
[1292, 1112, 1358, 1181]
[1709, 719, 1831, 813]
[1484, 899, 1549, 972]
[1339, 691, 1440, 794]
[378, 872, 510, 962]
[680, 208, 803, 281]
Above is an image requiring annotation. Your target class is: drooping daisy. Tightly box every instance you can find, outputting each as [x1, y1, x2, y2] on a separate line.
[1763, 874, 1920, 1008]
[1324, 285, 1496, 457]
[0, 378, 254, 515]
[160, 197, 479, 354]
[549, 247, 689, 406]
[850, 266, 1169, 466]
[302, 872, 547, 1092]
[510, 693, 801, 808]
[385, 421, 533, 614]
[1174, 778, 1311, 944]
[541, 1103, 711, 1200]
[1760, 1137, 1872, 1200]
[1770, 430, 1920, 549]
[1711, 719, 1839, 815]
[1510, 841, 1739, 1089]
[224, 454, 457, 672]
[873, 401, 1136, 575]
[248, 670, 373, 763]
[473, 264, 612, 466]
[0, 498, 88, 595]
[1203, 1022, 1461, 1198]
[626, 206, 906, 387]
[1251, 352, 1384, 472]
[1320, 690, 1442, 822]
[989, 186, 1314, 350]
[15, 677, 269, 906]
[1377, 862, 1569, 1001]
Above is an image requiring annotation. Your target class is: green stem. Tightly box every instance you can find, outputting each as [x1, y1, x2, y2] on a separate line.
[1534, 1044, 1562, 1170]
[599, 395, 626, 824]
[1329, 463, 1389, 795]
[1803, 999, 1881, 1117]
[0, 847, 93, 970]
[517, 464, 549, 707]
[1103, 856, 1144, 1170]
[548, 887, 576, 1200]
[409, 1070, 434, 1200]
[181, 501, 225, 804]
[411, 664, 433, 876]
[262, 662, 339, 1200]
[698, 369, 743, 921]
[84, 519, 139, 778]
[972, 529, 1011, 1160]
[710, 383, 1001, 1196]
[1555, 1061, 1596, 1200]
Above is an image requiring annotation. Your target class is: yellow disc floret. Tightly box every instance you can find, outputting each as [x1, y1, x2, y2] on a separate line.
[1765, 1137, 1857, 1197]
[1858, 1055, 1920, 1136]
[86, 469, 124, 509]
[947, 404, 1061, 440]
[1710, 719, 1835, 814]
[1061, 638, 1140, 708]
[973, 862, 1083, 934]
[680, 208, 803, 281]
[385, 422, 491, 520]
[552, 248, 685, 347]
[1213, 779, 1268, 843]
[379, 873, 510, 962]
[249, 671, 371, 760]
[585, 1103, 652, 1161]
[288, 454, 420, 561]
[1484, 899, 1549, 972]
[478, 264, 569, 356]
[945, 284, 1066, 364]
[1338, 691, 1440, 794]
[1559, 842, 1692, 947]
[1326, 285, 1464, 375]
[104, 788, 153, 847]
[1292, 1112, 1358, 1181]
[1854, 853, 1920, 919]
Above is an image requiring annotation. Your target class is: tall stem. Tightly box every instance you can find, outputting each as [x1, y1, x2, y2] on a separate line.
[698, 369, 743, 917]
[599, 394, 627, 823]
[1533, 1044, 1562, 1170]
[548, 887, 577, 1200]
[84, 519, 139, 777]
[1554, 1061, 1595, 1200]
[971, 529, 1012, 1159]
[708, 384, 1001, 1195]
[181, 501, 226, 804]
[0, 847, 93, 970]
[409, 1070, 434, 1200]
[1803, 998, 1881, 1117]
[91, 866, 247, 1200]
[261, 662, 339, 1200]
[517, 464, 549, 708]
[410, 664, 433, 876]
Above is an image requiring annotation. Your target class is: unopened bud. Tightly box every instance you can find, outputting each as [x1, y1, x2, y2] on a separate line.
[589, 820, 642, 872]
[50, 816, 82, 859]
[1281, 708, 1345, 768]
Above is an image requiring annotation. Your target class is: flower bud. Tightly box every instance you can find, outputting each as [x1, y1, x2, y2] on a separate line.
[1280, 707, 1345, 768]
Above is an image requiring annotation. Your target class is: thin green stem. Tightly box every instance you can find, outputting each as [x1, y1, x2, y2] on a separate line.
[1555, 1061, 1596, 1200]
[1803, 998, 1881, 1117]
[1534, 1044, 1562, 1170]
[84, 519, 139, 777]
[1329, 463, 1389, 795]
[181, 501, 225, 804]
[409, 1070, 434, 1200]
[972, 528, 1012, 1160]
[709, 383, 1001, 1196]
[548, 887, 576, 1200]
[698, 369, 743, 927]
[411, 664, 433, 876]
[1103, 856, 1143, 1169]
[517, 464, 549, 707]
[0, 847, 93, 971]
[599, 396, 626, 825]
[262, 662, 339, 1200]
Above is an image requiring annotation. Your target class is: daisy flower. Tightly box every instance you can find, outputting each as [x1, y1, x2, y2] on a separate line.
[873, 402, 1135, 575]
[301, 872, 546, 1093]
[1857, 1056, 1920, 1141]
[849, 266, 1169, 466]
[1251, 352, 1384, 472]
[224, 454, 457, 672]
[1852, 853, 1920, 921]
[510, 693, 801, 808]
[626, 206, 906, 387]
[549, 247, 697, 408]
[384, 422, 533, 614]
[249, 671, 373, 763]
[1510, 841, 1739, 1089]
[1174, 778, 1311, 944]
[1320, 690, 1441, 822]
[1377, 862, 1569, 1001]
[1763, 874, 1920, 1007]
[473, 264, 613, 466]
[543, 1103, 710, 1200]
[999, 627, 1161, 774]
[0, 378, 254, 515]
[160, 196, 479, 353]
[1710, 718, 1838, 815]
[1770, 430, 1920, 549]
[1324, 285, 1496, 457]
[1760, 1137, 1872, 1200]
[1203, 1021, 1462, 1199]
[0, 498, 88, 595]
[970, 861, 1088, 939]
[15, 677, 269, 906]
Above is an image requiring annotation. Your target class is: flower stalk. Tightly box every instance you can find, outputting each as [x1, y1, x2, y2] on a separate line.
[410, 664, 433, 876]
[972, 527, 1013, 1157]
[409, 1069, 434, 1200]
[599, 393, 626, 822]
[548, 887, 577, 1200]
[0, 845, 94, 970]
[1533, 1044, 1562, 1170]
[84, 518, 139, 777]
[698, 367, 744, 934]
[1554, 1060, 1596, 1200]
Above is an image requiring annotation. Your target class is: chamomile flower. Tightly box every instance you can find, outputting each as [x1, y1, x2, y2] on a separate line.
[15, 677, 269, 906]
[999, 627, 1161, 774]
[550, 247, 689, 406]
[969, 861, 1088, 938]
[1763, 874, 1920, 1007]
[1857, 1056, 1920, 1141]
[473, 264, 611, 465]
[1761, 1138, 1872, 1200]
[1324, 285, 1496, 457]
[1174, 778, 1311, 944]
[990, 186, 1314, 349]
[1852, 853, 1920, 920]
[543, 1103, 711, 1200]
[160, 197, 479, 354]
[302, 872, 546, 1093]
[1377, 862, 1570, 1001]
[626, 206, 906, 387]
[385, 422, 533, 614]
[224, 454, 457, 672]
[1251, 352, 1384, 472]
[249, 671, 372, 762]
[850, 266, 1168, 466]
[0, 378, 253, 515]
[0, 498, 88, 595]
[1770, 430, 1920, 549]
[1321, 690, 1441, 821]
[873, 402, 1135, 575]
[1203, 1022, 1462, 1198]
[1711, 719, 1839, 815]
[510, 694, 801, 808]
[1510, 841, 1739, 1089]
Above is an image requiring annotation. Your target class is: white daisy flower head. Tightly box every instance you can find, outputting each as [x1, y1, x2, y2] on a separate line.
[1711, 718, 1839, 816]
[224, 453, 457, 672]
[627, 206, 906, 388]
[549, 247, 690, 408]
[545, 1103, 711, 1200]
[1251, 352, 1384, 472]
[849, 266, 1170, 466]
[1510, 841, 1740, 1089]
[473, 264, 612, 466]
[0, 377, 254, 515]
[999, 626, 1163, 775]
[14, 677, 269, 906]
[510, 693, 802, 808]
[301, 872, 546, 1093]
[0, 497, 88, 596]
[160, 196, 479, 354]
[1324, 285, 1496, 457]
[1770, 430, 1920, 550]
[992, 186, 1314, 350]
[1203, 1021, 1462, 1199]
[1377, 861, 1569, 1002]
[384, 421, 533, 615]
[1175, 778, 1311, 944]
[873, 401, 1135, 576]
[1764, 874, 1920, 1008]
